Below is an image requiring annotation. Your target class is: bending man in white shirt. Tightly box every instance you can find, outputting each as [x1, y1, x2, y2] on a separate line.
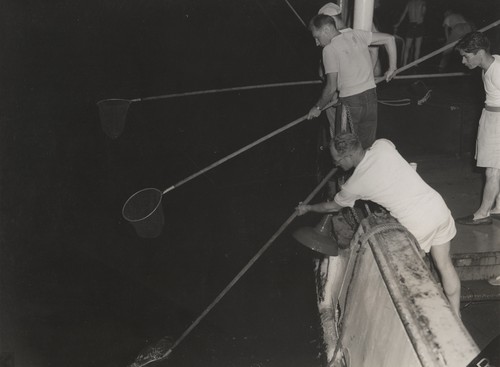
[297, 133, 461, 316]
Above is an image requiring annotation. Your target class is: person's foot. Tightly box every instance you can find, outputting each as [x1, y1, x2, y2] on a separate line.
[488, 275, 500, 286]
[490, 210, 500, 220]
[455, 214, 492, 225]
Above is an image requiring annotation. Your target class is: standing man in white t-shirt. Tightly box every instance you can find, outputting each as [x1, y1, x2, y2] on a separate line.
[456, 32, 500, 227]
[316, 2, 347, 139]
[316, 2, 382, 138]
[297, 133, 461, 316]
[455, 32, 500, 286]
[306, 14, 397, 149]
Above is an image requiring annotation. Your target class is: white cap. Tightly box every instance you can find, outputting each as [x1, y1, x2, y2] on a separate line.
[318, 2, 341, 16]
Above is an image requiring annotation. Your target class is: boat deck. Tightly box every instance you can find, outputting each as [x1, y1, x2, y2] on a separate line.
[405, 153, 500, 350]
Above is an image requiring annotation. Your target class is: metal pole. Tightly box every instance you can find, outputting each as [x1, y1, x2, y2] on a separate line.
[353, 0, 374, 31]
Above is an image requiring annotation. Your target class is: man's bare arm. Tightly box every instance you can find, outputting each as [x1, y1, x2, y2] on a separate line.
[370, 33, 398, 81]
[296, 200, 344, 216]
[307, 72, 339, 119]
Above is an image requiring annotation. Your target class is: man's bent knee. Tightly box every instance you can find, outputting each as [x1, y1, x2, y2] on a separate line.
[485, 167, 500, 180]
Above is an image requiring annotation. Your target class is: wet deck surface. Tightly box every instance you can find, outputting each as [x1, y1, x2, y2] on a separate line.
[404, 154, 500, 350]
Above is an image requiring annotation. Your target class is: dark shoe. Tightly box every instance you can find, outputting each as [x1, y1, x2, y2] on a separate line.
[455, 215, 492, 225]
[490, 212, 500, 220]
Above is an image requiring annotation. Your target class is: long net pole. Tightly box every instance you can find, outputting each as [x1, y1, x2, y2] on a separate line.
[395, 18, 500, 74]
[162, 100, 337, 194]
[161, 15, 499, 193]
[283, 0, 306, 27]
[133, 18, 500, 103]
[160, 166, 338, 361]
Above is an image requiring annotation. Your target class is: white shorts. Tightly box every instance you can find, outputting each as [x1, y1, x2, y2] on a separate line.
[416, 211, 456, 253]
[476, 109, 500, 169]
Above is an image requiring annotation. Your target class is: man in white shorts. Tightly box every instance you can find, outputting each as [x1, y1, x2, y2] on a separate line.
[456, 32, 500, 226]
[297, 133, 461, 316]
[455, 32, 500, 286]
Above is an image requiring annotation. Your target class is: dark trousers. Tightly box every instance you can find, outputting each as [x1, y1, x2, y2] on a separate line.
[340, 88, 378, 149]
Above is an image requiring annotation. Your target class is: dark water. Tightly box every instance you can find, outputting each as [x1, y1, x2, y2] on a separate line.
[1, 1, 499, 366]
[0, 3, 326, 362]
[1, 65, 326, 366]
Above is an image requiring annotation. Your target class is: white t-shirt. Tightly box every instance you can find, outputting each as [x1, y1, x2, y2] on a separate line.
[322, 29, 376, 98]
[483, 55, 500, 107]
[334, 139, 452, 246]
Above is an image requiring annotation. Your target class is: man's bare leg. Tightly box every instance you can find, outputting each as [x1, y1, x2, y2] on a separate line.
[475, 167, 500, 219]
[430, 242, 461, 317]
[414, 36, 423, 62]
[403, 37, 414, 65]
[487, 169, 500, 214]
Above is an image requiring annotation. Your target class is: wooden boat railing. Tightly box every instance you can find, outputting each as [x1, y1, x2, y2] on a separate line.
[317, 212, 480, 367]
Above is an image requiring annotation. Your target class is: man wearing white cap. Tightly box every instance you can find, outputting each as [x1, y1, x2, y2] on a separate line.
[316, 2, 348, 142]
[318, 2, 346, 30]
[316, 2, 381, 137]
[307, 13, 397, 149]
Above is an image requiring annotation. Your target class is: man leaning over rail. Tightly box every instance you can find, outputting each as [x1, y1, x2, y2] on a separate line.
[306, 14, 397, 149]
[297, 133, 462, 316]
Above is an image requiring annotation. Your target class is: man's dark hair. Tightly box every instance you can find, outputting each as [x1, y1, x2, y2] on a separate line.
[309, 14, 337, 32]
[456, 32, 490, 54]
[331, 133, 362, 156]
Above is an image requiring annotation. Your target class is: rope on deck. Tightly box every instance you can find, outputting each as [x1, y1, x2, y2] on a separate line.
[461, 281, 500, 302]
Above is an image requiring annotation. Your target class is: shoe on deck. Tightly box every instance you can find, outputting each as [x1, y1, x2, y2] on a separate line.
[488, 275, 500, 286]
[455, 215, 492, 225]
[490, 212, 500, 220]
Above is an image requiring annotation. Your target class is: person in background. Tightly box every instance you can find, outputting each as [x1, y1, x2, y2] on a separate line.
[306, 14, 397, 149]
[393, 0, 426, 66]
[439, 10, 474, 72]
[297, 133, 462, 316]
